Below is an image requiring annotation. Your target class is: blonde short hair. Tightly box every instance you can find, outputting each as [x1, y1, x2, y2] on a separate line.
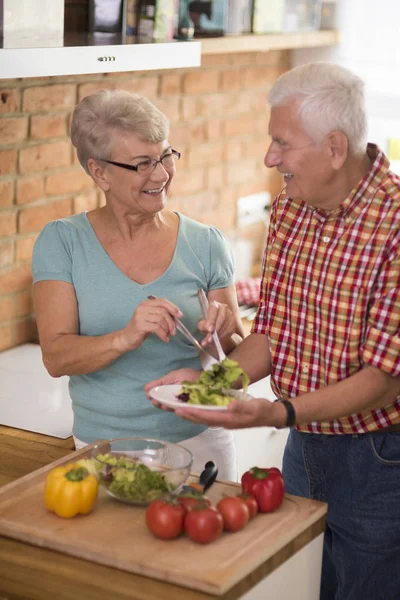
[70, 89, 170, 174]
[268, 62, 367, 155]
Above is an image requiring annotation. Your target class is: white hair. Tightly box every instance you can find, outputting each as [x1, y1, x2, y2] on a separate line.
[268, 62, 367, 155]
[71, 89, 170, 174]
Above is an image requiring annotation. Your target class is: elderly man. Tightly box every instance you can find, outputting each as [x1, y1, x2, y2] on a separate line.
[146, 62, 400, 600]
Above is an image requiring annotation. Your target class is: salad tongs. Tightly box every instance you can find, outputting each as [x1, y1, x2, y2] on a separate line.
[147, 295, 219, 370]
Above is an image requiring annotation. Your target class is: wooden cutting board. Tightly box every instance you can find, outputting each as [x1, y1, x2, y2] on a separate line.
[0, 444, 326, 596]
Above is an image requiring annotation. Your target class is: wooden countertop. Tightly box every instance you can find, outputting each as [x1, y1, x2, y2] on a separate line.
[0, 425, 326, 600]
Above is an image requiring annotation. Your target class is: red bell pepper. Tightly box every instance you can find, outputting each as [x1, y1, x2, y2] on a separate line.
[241, 467, 285, 513]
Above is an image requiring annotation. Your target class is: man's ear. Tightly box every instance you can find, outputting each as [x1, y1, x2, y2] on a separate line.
[325, 130, 348, 170]
[87, 158, 110, 191]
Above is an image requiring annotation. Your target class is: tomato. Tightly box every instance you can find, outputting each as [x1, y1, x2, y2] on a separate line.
[177, 496, 211, 513]
[184, 507, 224, 544]
[217, 496, 249, 532]
[238, 493, 258, 519]
[145, 499, 185, 540]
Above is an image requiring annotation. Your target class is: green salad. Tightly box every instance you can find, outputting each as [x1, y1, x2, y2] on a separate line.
[177, 358, 250, 406]
[96, 453, 175, 503]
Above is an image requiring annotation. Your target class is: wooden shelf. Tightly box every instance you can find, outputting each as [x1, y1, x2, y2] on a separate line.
[201, 29, 340, 55]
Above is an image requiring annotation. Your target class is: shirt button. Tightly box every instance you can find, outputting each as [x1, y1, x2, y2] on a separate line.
[302, 365, 309, 373]
[311, 279, 318, 287]
[323, 236, 330, 243]
[307, 323, 314, 331]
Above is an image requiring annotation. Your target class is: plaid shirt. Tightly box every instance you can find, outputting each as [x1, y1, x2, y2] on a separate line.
[253, 144, 400, 434]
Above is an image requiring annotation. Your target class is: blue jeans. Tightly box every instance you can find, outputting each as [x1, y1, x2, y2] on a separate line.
[282, 429, 400, 600]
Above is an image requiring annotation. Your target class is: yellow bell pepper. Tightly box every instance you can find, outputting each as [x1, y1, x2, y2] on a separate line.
[44, 462, 98, 518]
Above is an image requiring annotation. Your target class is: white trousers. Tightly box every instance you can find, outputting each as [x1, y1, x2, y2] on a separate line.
[73, 427, 238, 482]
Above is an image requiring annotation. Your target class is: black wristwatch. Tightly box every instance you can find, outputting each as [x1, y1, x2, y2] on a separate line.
[274, 398, 296, 428]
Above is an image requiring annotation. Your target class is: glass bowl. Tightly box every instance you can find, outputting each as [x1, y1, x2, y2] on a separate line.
[91, 437, 193, 506]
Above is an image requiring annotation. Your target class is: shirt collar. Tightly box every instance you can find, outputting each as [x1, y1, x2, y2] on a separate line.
[309, 144, 390, 223]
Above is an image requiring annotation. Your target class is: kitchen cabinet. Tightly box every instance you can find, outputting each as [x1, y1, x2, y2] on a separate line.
[0, 425, 326, 600]
[0, 29, 339, 79]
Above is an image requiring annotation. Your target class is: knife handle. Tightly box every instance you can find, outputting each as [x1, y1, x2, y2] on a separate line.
[199, 461, 218, 492]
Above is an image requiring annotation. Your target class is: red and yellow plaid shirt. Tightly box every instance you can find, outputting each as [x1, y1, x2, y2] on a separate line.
[253, 144, 400, 434]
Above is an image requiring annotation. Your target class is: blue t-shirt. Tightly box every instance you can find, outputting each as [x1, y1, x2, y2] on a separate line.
[32, 211, 234, 443]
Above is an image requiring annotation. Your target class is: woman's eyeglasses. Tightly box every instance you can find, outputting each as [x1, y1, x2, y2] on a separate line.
[100, 149, 181, 175]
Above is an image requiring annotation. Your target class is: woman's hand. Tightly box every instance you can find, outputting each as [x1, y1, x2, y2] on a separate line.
[197, 300, 236, 347]
[116, 298, 182, 352]
[145, 368, 201, 411]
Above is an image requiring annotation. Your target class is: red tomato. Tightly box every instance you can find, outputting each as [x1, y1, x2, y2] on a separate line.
[238, 493, 258, 519]
[217, 496, 249, 532]
[145, 499, 185, 540]
[177, 496, 211, 513]
[184, 507, 224, 544]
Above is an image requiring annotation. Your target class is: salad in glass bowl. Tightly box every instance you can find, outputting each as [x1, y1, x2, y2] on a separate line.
[89, 438, 193, 505]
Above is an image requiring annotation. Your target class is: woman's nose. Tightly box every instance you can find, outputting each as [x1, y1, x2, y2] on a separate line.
[150, 161, 169, 181]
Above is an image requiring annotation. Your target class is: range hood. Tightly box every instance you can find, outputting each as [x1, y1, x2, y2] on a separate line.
[0, 38, 202, 79]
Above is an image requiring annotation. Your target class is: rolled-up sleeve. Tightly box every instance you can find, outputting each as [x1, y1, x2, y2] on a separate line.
[362, 232, 400, 376]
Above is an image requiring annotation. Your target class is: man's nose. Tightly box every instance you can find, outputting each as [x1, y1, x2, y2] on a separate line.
[264, 145, 281, 169]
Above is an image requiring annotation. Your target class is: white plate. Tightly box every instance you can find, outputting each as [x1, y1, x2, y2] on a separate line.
[150, 384, 251, 411]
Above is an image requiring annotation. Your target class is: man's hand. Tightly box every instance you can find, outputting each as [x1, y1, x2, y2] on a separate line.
[174, 397, 287, 429]
[145, 368, 201, 411]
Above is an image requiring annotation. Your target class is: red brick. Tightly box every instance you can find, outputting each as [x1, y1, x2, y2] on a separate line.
[187, 142, 224, 168]
[219, 187, 237, 210]
[78, 77, 159, 101]
[0, 180, 14, 206]
[225, 160, 257, 184]
[0, 149, 17, 175]
[0, 239, 14, 268]
[45, 169, 94, 196]
[23, 84, 76, 112]
[30, 114, 68, 140]
[183, 70, 220, 95]
[0, 116, 28, 144]
[229, 53, 258, 66]
[0, 324, 12, 351]
[14, 289, 33, 318]
[19, 141, 71, 174]
[15, 235, 38, 262]
[179, 189, 218, 218]
[223, 115, 255, 137]
[197, 94, 227, 117]
[221, 69, 243, 92]
[171, 168, 205, 197]
[255, 50, 290, 68]
[0, 211, 17, 236]
[0, 295, 13, 321]
[205, 118, 223, 141]
[206, 165, 225, 190]
[169, 121, 206, 147]
[243, 67, 281, 89]
[13, 316, 37, 346]
[201, 54, 231, 68]
[224, 143, 244, 162]
[16, 176, 45, 205]
[154, 96, 181, 123]
[243, 137, 270, 160]
[73, 190, 98, 213]
[181, 96, 198, 120]
[160, 74, 182, 96]
[199, 209, 236, 232]
[0, 264, 32, 294]
[18, 198, 72, 234]
[0, 89, 20, 114]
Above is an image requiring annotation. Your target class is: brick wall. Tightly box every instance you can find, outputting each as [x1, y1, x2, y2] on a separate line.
[0, 49, 289, 352]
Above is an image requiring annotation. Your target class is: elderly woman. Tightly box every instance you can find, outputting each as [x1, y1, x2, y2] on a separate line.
[32, 89, 244, 480]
